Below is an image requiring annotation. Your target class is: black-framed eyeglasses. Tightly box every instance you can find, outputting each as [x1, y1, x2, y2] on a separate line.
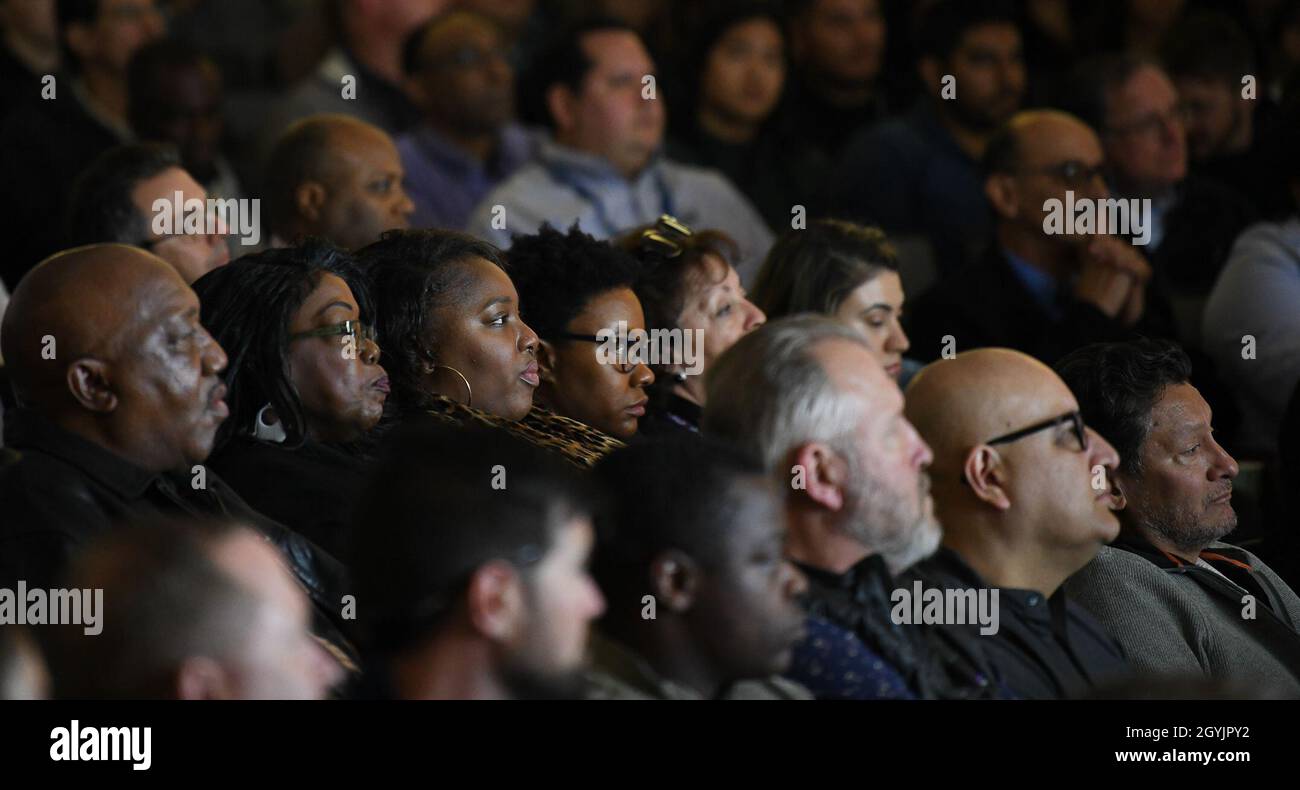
[558, 332, 637, 374]
[289, 319, 376, 345]
[637, 214, 693, 259]
[1021, 160, 1108, 188]
[986, 410, 1089, 453]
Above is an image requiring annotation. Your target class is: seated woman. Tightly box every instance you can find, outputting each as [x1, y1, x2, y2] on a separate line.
[620, 215, 766, 435]
[507, 224, 656, 441]
[357, 228, 624, 468]
[192, 239, 389, 558]
[751, 219, 918, 385]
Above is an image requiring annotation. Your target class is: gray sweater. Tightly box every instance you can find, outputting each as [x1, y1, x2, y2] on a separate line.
[1066, 542, 1300, 697]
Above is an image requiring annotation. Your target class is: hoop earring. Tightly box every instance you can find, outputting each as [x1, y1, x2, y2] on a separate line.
[433, 364, 473, 407]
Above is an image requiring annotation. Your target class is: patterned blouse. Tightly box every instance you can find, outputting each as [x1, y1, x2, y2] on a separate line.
[423, 395, 624, 469]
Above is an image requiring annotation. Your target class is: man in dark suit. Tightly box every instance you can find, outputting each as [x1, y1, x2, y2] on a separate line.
[906, 109, 1173, 364]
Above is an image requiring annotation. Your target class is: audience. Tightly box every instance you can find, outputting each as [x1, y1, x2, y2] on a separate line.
[751, 219, 914, 383]
[588, 435, 810, 699]
[397, 9, 533, 231]
[466, 16, 774, 283]
[826, 0, 1025, 273]
[508, 224, 654, 442]
[65, 142, 231, 284]
[1058, 338, 1300, 696]
[41, 518, 344, 700]
[192, 241, 387, 558]
[906, 110, 1168, 365]
[620, 215, 765, 435]
[903, 348, 1130, 698]
[348, 423, 605, 700]
[0, 0, 59, 121]
[704, 315, 997, 699]
[265, 114, 413, 250]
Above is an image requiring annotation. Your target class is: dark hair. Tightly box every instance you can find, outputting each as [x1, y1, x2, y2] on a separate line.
[40, 518, 257, 699]
[981, 117, 1023, 177]
[192, 238, 375, 450]
[1058, 52, 1161, 133]
[57, 0, 101, 71]
[401, 9, 501, 76]
[916, 0, 1019, 62]
[1162, 12, 1255, 86]
[591, 435, 767, 610]
[750, 219, 898, 320]
[1054, 338, 1194, 477]
[356, 229, 508, 414]
[349, 422, 595, 653]
[64, 142, 182, 247]
[507, 223, 641, 341]
[264, 115, 358, 238]
[621, 222, 737, 338]
[127, 39, 217, 137]
[519, 15, 640, 128]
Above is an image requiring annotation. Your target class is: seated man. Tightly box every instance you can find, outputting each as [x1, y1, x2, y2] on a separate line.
[40, 519, 343, 699]
[1057, 338, 1300, 696]
[465, 17, 773, 284]
[65, 142, 231, 284]
[903, 348, 1130, 698]
[265, 114, 414, 251]
[0, 244, 350, 640]
[348, 423, 606, 700]
[905, 110, 1170, 365]
[704, 314, 998, 699]
[588, 435, 810, 699]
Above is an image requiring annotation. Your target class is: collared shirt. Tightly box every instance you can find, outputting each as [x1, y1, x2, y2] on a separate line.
[793, 554, 1001, 699]
[908, 547, 1130, 699]
[397, 122, 534, 230]
[465, 135, 774, 285]
[1004, 250, 1061, 320]
[785, 615, 915, 700]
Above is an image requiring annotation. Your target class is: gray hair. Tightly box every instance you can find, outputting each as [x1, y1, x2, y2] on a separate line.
[703, 314, 871, 473]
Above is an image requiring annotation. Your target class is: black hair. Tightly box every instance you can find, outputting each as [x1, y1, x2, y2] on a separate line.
[1054, 338, 1194, 478]
[64, 142, 182, 247]
[916, 0, 1019, 63]
[57, 0, 100, 71]
[349, 421, 595, 654]
[356, 228, 508, 414]
[518, 15, 640, 128]
[507, 223, 641, 341]
[1162, 12, 1256, 86]
[1058, 52, 1161, 133]
[750, 219, 898, 320]
[191, 238, 375, 450]
[127, 39, 218, 138]
[591, 435, 768, 608]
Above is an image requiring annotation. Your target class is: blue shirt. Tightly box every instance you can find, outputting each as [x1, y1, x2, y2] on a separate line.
[1004, 249, 1062, 320]
[785, 616, 915, 700]
[397, 123, 535, 231]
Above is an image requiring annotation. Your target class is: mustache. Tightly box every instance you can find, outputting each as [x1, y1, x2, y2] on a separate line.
[1205, 482, 1233, 505]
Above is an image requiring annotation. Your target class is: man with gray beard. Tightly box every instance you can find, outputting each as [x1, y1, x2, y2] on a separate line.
[704, 315, 999, 698]
[1058, 338, 1300, 696]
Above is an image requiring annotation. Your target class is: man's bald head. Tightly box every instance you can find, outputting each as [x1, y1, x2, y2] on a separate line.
[266, 114, 413, 249]
[2, 244, 184, 406]
[905, 348, 1121, 584]
[1, 243, 229, 472]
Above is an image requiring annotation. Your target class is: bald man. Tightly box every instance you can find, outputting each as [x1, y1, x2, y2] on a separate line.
[906, 110, 1175, 365]
[41, 519, 343, 699]
[0, 245, 352, 643]
[265, 114, 414, 250]
[903, 348, 1130, 698]
[397, 10, 533, 230]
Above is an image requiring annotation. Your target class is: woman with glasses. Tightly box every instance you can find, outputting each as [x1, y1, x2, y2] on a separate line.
[752, 219, 920, 385]
[192, 239, 388, 557]
[619, 215, 766, 435]
[508, 224, 656, 443]
[358, 228, 624, 469]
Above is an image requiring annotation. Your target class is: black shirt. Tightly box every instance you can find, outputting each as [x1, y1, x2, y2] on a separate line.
[907, 547, 1130, 699]
[794, 553, 1002, 699]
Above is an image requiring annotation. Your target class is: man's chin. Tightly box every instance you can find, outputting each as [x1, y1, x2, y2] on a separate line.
[499, 664, 588, 700]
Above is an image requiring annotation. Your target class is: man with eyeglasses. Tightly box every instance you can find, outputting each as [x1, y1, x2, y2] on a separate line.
[1058, 338, 1300, 697]
[396, 10, 534, 231]
[903, 348, 1131, 698]
[907, 109, 1176, 366]
[1061, 53, 1254, 298]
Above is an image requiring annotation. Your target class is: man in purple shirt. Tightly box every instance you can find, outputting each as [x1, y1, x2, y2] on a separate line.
[397, 10, 533, 230]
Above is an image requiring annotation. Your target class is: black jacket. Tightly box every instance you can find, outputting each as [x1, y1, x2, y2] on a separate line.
[907, 547, 1130, 699]
[0, 410, 355, 653]
[794, 554, 1002, 699]
[905, 245, 1175, 365]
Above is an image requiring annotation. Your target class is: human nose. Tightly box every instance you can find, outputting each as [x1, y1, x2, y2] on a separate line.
[1087, 427, 1119, 470]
